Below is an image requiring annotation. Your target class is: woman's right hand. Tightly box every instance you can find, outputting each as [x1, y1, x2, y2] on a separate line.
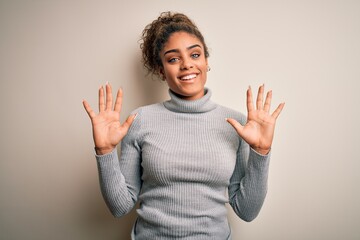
[83, 83, 136, 155]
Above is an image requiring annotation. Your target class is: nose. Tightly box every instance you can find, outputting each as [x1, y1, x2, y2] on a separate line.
[180, 57, 193, 70]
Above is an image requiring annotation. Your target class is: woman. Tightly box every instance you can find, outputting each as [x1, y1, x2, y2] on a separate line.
[83, 12, 284, 240]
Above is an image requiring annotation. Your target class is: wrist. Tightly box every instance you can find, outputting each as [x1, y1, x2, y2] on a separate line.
[95, 146, 115, 155]
[252, 146, 270, 155]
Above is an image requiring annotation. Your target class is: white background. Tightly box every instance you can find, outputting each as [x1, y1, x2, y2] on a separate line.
[1, 0, 359, 239]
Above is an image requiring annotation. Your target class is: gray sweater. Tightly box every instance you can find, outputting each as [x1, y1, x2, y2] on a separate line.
[96, 88, 270, 239]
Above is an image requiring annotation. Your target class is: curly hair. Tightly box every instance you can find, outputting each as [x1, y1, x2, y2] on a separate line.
[140, 11, 209, 76]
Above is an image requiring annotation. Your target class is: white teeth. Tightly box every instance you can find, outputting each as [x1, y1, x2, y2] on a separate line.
[181, 74, 197, 80]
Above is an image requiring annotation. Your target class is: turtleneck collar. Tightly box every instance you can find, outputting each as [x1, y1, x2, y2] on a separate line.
[163, 88, 217, 113]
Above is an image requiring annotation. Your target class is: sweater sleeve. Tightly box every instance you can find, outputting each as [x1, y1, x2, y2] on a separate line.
[95, 112, 142, 217]
[228, 137, 270, 222]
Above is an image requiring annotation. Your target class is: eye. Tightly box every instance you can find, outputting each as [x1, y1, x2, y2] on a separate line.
[168, 57, 179, 63]
[191, 53, 200, 59]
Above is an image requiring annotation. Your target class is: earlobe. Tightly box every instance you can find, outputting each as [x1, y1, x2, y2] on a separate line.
[206, 59, 210, 72]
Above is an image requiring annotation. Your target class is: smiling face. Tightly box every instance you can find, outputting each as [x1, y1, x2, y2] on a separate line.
[160, 31, 208, 100]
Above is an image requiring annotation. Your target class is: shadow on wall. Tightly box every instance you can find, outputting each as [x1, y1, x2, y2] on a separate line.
[130, 53, 169, 108]
[80, 187, 139, 240]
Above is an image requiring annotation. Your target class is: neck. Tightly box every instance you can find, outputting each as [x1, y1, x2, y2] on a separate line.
[163, 88, 217, 113]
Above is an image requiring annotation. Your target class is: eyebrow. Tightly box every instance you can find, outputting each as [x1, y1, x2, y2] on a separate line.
[163, 44, 202, 56]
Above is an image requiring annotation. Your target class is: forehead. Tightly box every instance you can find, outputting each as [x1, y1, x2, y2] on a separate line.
[162, 31, 203, 51]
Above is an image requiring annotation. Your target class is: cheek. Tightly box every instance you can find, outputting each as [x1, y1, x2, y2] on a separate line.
[163, 66, 177, 78]
[198, 63, 208, 74]
[198, 58, 208, 70]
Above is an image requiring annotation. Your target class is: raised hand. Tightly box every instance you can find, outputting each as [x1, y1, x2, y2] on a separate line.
[83, 83, 136, 155]
[227, 85, 285, 155]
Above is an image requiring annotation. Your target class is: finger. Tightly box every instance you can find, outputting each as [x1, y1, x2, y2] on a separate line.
[263, 90, 272, 113]
[105, 82, 113, 111]
[99, 85, 105, 112]
[121, 114, 137, 132]
[246, 86, 254, 112]
[226, 118, 244, 136]
[114, 88, 123, 113]
[83, 100, 96, 119]
[271, 102, 285, 119]
[256, 84, 264, 110]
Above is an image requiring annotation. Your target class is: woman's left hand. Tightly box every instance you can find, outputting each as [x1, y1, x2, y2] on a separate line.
[227, 84, 285, 155]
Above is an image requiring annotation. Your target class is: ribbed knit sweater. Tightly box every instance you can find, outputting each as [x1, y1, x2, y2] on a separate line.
[95, 88, 270, 240]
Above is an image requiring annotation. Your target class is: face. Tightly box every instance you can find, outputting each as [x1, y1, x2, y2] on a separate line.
[160, 31, 208, 100]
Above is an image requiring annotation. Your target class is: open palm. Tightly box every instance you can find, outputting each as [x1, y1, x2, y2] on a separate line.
[227, 85, 285, 155]
[83, 83, 136, 155]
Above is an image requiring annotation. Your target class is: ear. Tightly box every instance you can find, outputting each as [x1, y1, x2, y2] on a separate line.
[206, 59, 210, 72]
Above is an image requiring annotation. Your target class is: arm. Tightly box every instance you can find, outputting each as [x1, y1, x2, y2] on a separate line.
[83, 83, 138, 217]
[228, 140, 270, 222]
[227, 84, 284, 221]
[96, 125, 142, 217]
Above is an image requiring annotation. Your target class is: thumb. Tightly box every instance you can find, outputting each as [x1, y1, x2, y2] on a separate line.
[122, 114, 137, 132]
[226, 118, 244, 136]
